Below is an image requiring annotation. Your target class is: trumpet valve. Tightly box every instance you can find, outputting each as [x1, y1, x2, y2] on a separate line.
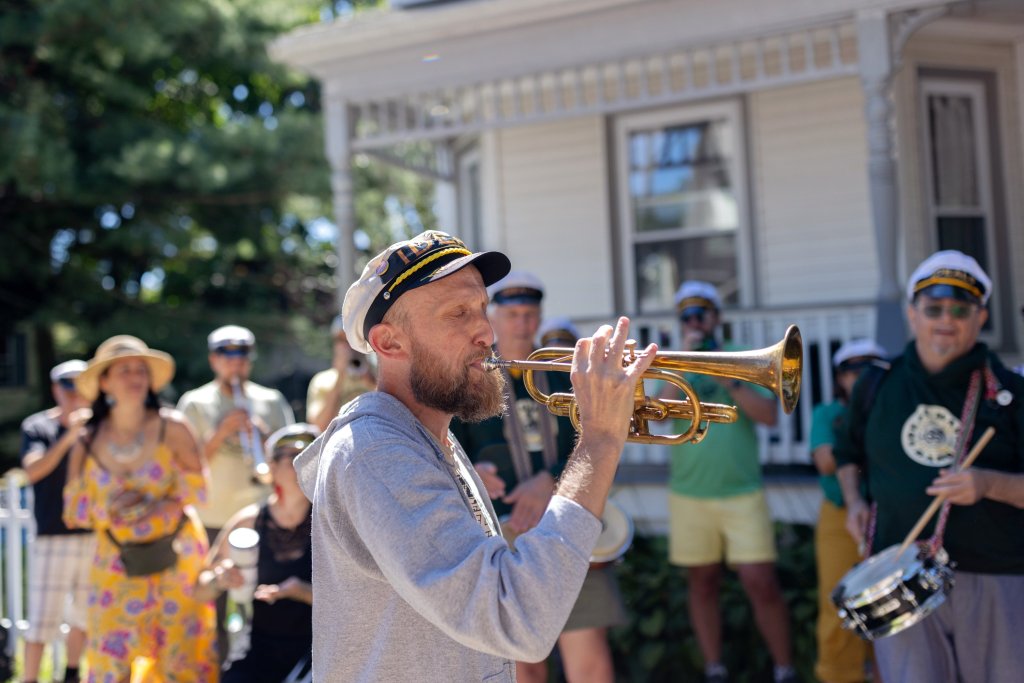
[624, 340, 637, 363]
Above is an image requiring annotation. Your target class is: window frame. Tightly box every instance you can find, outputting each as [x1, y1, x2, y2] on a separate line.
[613, 100, 753, 315]
[918, 75, 1000, 344]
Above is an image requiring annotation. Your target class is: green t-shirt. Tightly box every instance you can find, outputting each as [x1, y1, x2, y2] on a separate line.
[450, 370, 574, 518]
[669, 343, 773, 498]
[834, 342, 1024, 574]
[809, 401, 846, 507]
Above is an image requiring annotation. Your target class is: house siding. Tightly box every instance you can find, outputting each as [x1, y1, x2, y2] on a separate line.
[749, 77, 876, 306]
[495, 117, 615, 319]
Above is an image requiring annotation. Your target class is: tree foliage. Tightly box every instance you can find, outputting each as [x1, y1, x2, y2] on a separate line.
[0, 0, 434, 419]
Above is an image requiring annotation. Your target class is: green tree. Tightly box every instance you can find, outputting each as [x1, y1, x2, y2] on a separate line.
[0, 0, 435, 463]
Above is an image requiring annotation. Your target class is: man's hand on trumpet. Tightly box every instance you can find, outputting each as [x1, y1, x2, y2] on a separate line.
[555, 317, 657, 519]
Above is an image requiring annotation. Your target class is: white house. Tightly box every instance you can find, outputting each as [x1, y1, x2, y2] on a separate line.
[271, 0, 1024, 529]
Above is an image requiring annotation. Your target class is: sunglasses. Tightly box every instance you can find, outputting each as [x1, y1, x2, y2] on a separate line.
[214, 345, 252, 358]
[918, 302, 976, 321]
[680, 309, 708, 324]
[57, 378, 77, 391]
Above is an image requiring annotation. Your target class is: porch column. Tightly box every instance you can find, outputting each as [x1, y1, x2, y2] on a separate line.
[323, 86, 356, 309]
[857, 10, 906, 354]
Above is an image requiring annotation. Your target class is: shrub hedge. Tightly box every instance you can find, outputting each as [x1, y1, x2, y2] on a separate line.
[606, 524, 819, 683]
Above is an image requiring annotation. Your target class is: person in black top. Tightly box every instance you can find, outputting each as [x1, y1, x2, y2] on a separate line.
[19, 360, 95, 683]
[200, 423, 315, 682]
[451, 272, 626, 683]
[835, 250, 1024, 683]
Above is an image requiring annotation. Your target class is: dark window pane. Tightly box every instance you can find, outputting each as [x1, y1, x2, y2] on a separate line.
[928, 94, 979, 207]
[937, 216, 987, 270]
[635, 236, 737, 314]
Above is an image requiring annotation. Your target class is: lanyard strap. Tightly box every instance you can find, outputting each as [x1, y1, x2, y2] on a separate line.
[926, 365, 997, 555]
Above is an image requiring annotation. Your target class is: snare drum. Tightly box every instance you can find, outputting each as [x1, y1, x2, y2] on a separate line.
[831, 543, 954, 641]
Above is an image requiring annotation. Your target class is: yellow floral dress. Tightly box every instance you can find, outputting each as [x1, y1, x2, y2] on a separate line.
[64, 426, 218, 683]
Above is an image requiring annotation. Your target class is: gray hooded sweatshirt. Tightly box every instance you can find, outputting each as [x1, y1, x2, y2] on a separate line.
[294, 392, 602, 682]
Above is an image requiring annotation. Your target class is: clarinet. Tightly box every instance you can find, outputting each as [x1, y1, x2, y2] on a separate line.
[231, 377, 271, 483]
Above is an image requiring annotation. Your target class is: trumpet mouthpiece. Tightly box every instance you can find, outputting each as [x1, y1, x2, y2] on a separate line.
[481, 357, 508, 372]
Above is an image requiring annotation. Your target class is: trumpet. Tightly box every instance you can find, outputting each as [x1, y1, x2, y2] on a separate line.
[231, 377, 271, 483]
[482, 324, 803, 445]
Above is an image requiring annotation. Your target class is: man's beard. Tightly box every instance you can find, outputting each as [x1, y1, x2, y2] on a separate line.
[409, 343, 507, 422]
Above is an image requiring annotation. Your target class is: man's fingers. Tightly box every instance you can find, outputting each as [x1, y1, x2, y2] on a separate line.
[626, 343, 658, 379]
[586, 324, 615, 367]
[606, 317, 630, 359]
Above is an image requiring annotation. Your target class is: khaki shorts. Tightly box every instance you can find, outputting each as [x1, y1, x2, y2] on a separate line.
[669, 490, 776, 566]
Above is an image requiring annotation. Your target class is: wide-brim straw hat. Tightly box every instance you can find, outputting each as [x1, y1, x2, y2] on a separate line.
[75, 335, 175, 401]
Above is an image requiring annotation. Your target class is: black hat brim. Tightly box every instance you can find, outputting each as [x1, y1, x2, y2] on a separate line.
[420, 251, 511, 289]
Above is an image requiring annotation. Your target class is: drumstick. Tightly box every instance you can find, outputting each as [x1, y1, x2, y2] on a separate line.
[896, 426, 995, 557]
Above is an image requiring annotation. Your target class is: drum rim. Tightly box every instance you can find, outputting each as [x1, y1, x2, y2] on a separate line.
[590, 500, 635, 564]
[838, 544, 932, 607]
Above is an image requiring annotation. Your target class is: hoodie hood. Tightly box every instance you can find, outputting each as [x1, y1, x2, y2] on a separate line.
[294, 391, 434, 501]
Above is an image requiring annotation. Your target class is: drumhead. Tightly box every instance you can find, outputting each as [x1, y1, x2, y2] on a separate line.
[591, 500, 634, 564]
[839, 543, 924, 596]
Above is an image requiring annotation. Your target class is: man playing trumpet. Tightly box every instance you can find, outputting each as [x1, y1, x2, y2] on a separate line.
[294, 230, 655, 682]
[451, 271, 627, 683]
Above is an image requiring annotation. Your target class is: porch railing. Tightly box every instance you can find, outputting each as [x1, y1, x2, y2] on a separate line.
[0, 471, 35, 656]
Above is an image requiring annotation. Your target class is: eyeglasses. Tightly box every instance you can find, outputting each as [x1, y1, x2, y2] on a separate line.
[680, 310, 708, 324]
[214, 345, 252, 358]
[918, 302, 977, 320]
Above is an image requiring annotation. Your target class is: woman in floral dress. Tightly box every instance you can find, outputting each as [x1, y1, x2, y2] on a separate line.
[64, 336, 218, 682]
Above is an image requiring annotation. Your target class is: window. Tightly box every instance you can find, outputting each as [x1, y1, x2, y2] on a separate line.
[920, 76, 998, 335]
[615, 101, 750, 314]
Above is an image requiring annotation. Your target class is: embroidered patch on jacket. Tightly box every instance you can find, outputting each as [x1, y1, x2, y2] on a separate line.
[900, 404, 960, 467]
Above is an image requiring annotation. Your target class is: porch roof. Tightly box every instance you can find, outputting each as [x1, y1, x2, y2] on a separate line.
[271, 0, 958, 150]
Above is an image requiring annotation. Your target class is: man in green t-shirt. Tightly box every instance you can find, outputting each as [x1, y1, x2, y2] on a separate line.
[835, 250, 1024, 682]
[663, 281, 795, 683]
[451, 271, 626, 683]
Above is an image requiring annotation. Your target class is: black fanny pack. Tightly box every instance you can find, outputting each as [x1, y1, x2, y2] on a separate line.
[107, 516, 186, 577]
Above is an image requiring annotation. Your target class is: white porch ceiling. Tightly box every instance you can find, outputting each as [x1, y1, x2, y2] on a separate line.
[345, 18, 862, 150]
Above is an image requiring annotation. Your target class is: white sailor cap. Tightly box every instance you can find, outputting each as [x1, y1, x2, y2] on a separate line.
[832, 339, 887, 369]
[673, 280, 721, 316]
[488, 270, 545, 306]
[329, 314, 345, 338]
[207, 325, 256, 351]
[907, 250, 991, 305]
[537, 316, 579, 347]
[342, 230, 510, 355]
[265, 422, 320, 456]
[49, 359, 87, 383]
